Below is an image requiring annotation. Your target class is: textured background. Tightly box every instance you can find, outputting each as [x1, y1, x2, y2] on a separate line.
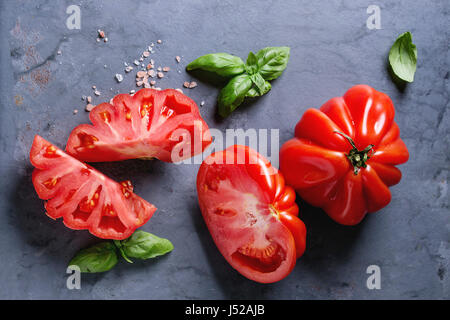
[0, 0, 448, 299]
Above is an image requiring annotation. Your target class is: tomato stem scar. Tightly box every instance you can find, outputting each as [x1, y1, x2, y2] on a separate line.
[334, 131, 374, 175]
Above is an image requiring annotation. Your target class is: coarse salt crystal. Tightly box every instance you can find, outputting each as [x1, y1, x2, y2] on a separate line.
[189, 81, 198, 88]
[115, 74, 123, 82]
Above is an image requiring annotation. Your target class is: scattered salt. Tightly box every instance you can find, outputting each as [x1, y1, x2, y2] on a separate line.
[115, 74, 123, 83]
[189, 81, 198, 89]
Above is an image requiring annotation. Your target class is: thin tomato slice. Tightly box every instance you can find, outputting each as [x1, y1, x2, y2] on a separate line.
[30, 135, 156, 240]
[197, 145, 306, 283]
[66, 88, 211, 163]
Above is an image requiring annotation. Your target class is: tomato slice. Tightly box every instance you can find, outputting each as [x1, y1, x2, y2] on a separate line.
[66, 88, 212, 163]
[197, 145, 306, 283]
[30, 135, 156, 240]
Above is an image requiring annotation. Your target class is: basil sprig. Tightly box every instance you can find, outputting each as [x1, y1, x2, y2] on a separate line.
[69, 242, 118, 273]
[389, 32, 417, 83]
[68, 230, 173, 273]
[186, 46, 290, 117]
[218, 74, 253, 115]
[254, 46, 290, 80]
[186, 53, 245, 77]
[119, 231, 174, 260]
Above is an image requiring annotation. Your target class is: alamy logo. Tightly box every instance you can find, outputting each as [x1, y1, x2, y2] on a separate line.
[66, 265, 81, 290]
[171, 124, 280, 169]
[66, 5, 81, 30]
[366, 5, 381, 30]
[366, 265, 381, 289]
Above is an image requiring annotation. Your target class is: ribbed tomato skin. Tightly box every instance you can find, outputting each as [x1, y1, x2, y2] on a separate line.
[280, 85, 409, 225]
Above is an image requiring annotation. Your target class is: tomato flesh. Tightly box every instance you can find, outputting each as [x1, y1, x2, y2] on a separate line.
[197, 145, 306, 283]
[232, 240, 285, 273]
[66, 88, 211, 163]
[30, 135, 156, 240]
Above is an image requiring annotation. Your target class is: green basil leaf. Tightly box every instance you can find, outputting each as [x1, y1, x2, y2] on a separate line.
[245, 51, 259, 75]
[249, 73, 266, 95]
[186, 53, 245, 77]
[113, 240, 133, 263]
[218, 74, 253, 117]
[69, 242, 118, 273]
[121, 230, 173, 260]
[255, 46, 290, 80]
[246, 81, 271, 98]
[389, 31, 417, 83]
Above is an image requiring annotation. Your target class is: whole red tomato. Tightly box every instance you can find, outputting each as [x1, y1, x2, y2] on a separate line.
[280, 85, 409, 225]
[66, 88, 211, 163]
[197, 145, 306, 283]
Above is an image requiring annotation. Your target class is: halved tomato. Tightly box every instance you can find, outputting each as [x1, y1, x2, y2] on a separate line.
[196, 145, 306, 283]
[66, 88, 212, 163]
[30, 135, 156, 240]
